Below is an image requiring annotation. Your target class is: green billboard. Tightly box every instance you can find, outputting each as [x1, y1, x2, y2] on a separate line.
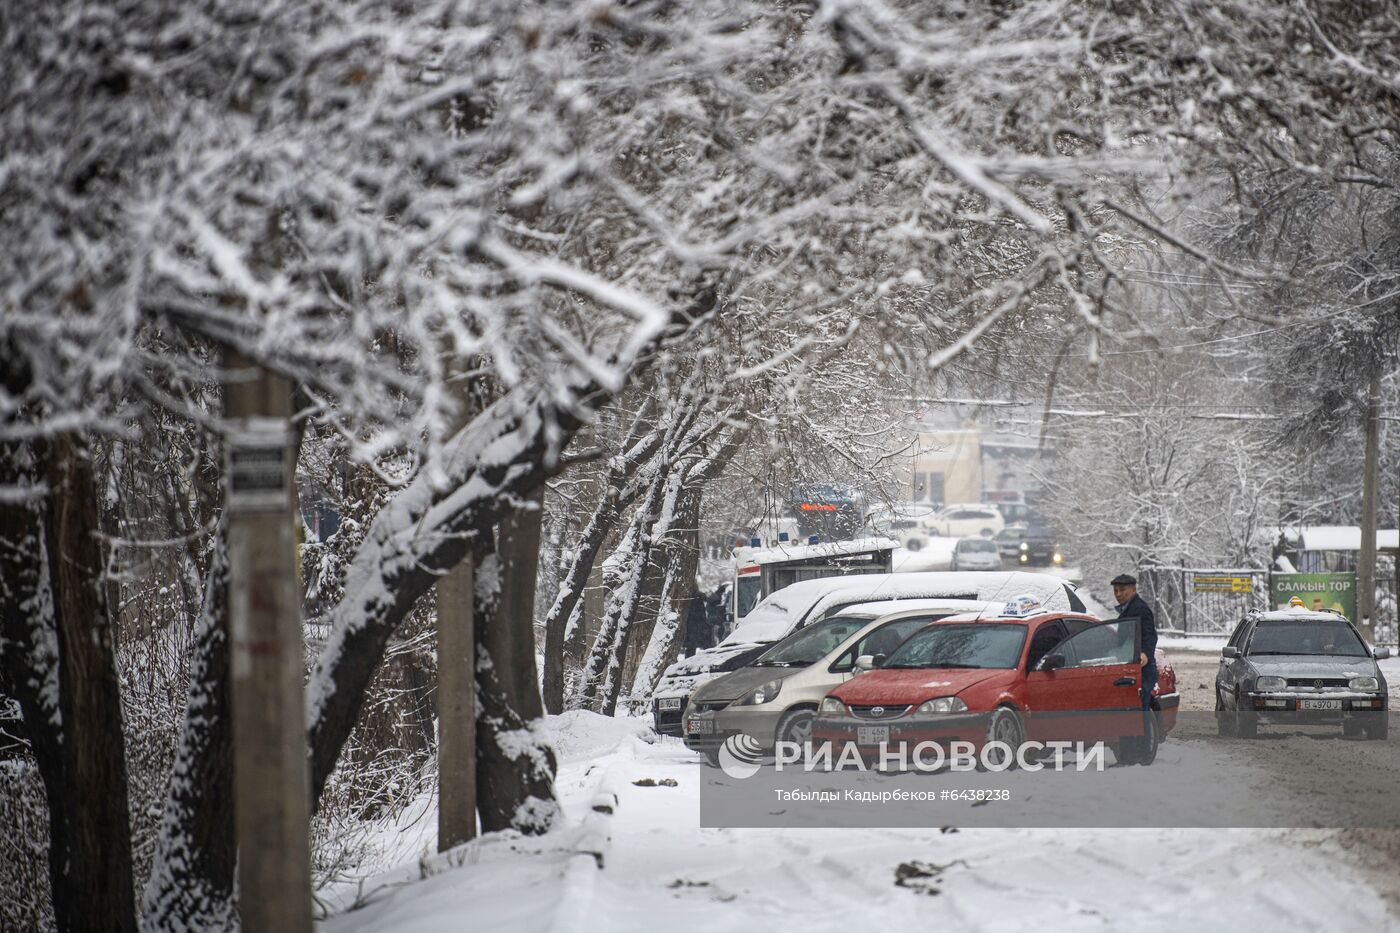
[1271, 572, 1356, 621]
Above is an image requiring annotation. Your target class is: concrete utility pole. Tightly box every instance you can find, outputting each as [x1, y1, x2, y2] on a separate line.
[437, 556, 476, 850]
[437, 366, 479, 849]
[223, 350, 312, 932]
[1359, 372, 1382, 635]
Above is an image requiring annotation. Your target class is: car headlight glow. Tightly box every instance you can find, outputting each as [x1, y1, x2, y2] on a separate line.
[916, 697, 969, 715]
[734, 678, 784, 706]
[820, 697, 847, 715]
[1052, 552, 1063, 564]
[1020, 542, 1029, 551]
[1254, 675, 1287, 691]
[1350, 676, 1381, 691]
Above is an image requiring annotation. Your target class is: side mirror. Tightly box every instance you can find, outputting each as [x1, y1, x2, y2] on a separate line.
[1374, 647, 1392, 661]
[1222, 646, 1240, 660]
[853, 654, 877, 674]
[1037, 654, 1065, 672]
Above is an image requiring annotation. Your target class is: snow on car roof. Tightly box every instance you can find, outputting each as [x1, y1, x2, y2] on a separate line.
[1257, 606, 1353, 623]
[832, 598, 992, 618]
[867, 502, 936, 517]
[721, 571, 1075, 645]
[735, 536, 899, 565]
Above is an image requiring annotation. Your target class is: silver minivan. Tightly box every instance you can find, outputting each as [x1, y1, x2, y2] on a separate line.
[952, 537, 1003, 572]
[682, 599, 988, 761]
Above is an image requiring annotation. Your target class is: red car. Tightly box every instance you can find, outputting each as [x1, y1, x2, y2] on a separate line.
[812, 600, 1179, 766]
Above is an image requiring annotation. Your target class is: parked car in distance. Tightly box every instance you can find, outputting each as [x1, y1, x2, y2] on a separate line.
[995, 523, 1063, 567]
[929, 504, 1005, 539]
[813, 597, 1179, 766]
[865, 502, 938, 551]
[682, 600, 990, 763]
[952, 537, 1003, 571]
[1215, 603, 1390, 739]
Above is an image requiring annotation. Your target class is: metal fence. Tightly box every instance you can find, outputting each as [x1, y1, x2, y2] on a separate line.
[1144, 568, 1270, 636]
[1184, 568, 1270, 635]
[1145, 565, 1398, 642]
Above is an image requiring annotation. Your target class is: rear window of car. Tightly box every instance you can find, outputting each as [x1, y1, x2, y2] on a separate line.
[959, 540, 998, 553]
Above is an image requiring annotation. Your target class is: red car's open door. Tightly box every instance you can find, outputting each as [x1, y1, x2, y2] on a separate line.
[1025, 619, 1142, 742]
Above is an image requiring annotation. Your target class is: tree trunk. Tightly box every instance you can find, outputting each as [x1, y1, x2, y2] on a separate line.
[305, 293, 697, 811]
[627, 486, 703, 704]
[579, 428, 744, 714]
[611, 541, 670, 715]
[544, 504, 616, 715]
[475, 484, 558, 834]
[0, 433, 139, 933]
[576, 501, 656, 714]
[544, 414, 662, 713]
[49, 434, 138, 933]
[306, 389, 600, 809]
[141, 529, 236, 930]
[589, 456, 686, 716]
[0, 445, 64, 929]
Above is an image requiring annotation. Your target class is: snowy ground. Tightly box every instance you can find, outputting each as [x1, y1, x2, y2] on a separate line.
[322, 710, 1395, 932]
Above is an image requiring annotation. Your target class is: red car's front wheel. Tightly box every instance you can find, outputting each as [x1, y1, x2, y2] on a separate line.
[983, 706, 1025, 770]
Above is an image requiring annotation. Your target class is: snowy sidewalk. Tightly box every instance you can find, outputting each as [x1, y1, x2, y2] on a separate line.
[324, 713, 1394, 932]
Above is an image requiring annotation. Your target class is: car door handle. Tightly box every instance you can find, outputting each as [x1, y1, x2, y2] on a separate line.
[1113, 677, 1137, 687]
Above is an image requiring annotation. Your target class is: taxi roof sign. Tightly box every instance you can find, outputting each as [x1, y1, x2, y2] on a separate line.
[1001, 594, 1044, 618]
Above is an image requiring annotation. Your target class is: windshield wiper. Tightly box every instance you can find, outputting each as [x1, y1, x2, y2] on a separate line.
[754, 660, 794, 667]
[885, 662, 982, 669]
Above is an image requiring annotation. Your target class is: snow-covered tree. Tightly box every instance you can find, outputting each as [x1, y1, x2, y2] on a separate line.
[13, 0, 1399, 927]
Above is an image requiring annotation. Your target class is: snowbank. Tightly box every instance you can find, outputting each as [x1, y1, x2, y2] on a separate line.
[325, 726, 1394, 933]
[543, 710, 654, 766]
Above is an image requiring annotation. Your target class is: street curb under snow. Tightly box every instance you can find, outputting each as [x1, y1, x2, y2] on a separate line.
[547, 760, 625, 933]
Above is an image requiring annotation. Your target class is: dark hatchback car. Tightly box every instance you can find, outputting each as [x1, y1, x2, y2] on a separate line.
[994, 523, 1062, 567]
[1215, 606, 1391, 739]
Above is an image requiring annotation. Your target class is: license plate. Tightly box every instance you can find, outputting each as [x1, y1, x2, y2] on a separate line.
[857, 725, 890, 745]
[660, 698, 682, 710]
[688, 718, 714, 734]
[1300, 699, 1342, 710]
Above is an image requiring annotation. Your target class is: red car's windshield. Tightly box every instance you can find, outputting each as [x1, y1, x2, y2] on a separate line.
[882, 624, 1027, 670]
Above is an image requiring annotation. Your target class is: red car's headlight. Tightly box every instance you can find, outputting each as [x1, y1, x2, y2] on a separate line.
[916, 697, 968, 714]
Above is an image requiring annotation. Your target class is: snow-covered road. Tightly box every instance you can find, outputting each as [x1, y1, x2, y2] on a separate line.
[323, 710, 1394, 932]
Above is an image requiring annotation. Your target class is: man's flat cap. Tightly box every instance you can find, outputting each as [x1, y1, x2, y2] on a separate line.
[1110, 573, 1137, 586]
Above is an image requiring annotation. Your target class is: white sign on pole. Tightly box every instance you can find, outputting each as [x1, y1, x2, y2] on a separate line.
[226, 417, 291, 513]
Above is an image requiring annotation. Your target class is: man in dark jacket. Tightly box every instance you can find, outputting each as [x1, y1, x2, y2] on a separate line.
[1111, 574, 1159, 740]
